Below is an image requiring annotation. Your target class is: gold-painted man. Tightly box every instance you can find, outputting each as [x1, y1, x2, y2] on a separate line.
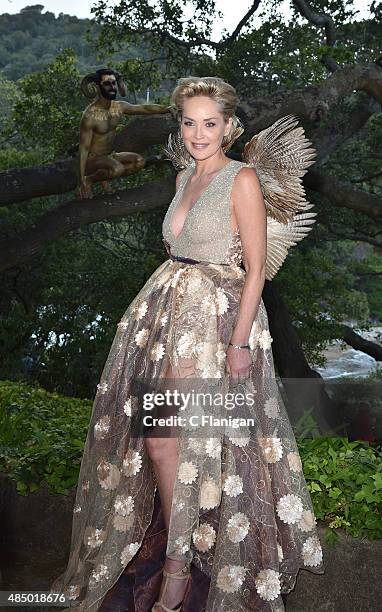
[78, 68, 173, 199]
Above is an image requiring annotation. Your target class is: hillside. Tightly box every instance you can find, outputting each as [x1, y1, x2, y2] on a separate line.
[1, 3, 124, 81]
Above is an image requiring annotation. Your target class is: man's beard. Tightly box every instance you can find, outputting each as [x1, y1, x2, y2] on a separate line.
[100, 85, 117, 100]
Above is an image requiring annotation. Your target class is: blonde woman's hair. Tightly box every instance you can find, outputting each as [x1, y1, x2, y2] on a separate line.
[170, 76, 244, 153]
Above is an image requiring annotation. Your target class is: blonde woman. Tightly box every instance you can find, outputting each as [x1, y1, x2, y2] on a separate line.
[51, 77, 324, 611]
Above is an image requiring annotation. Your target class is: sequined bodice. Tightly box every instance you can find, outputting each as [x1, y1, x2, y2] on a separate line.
[162, 159, 248, 266]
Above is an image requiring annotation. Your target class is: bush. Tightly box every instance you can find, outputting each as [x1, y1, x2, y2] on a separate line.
[299, 437, 382, 541]
[0, 380, 91, 495]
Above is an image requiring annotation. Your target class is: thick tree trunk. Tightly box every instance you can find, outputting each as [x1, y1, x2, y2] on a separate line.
[262, 280, 347, 437]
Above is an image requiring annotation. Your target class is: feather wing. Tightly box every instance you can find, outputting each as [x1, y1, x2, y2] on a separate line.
[265, 206, 316, 280]
[163, 130, 193, 170]
[243, 114, 316, 224]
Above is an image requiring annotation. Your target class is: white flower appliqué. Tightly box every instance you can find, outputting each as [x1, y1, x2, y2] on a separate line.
[89, 563, 110, 590]
[223, 474, 243, 497]
[178, 461, 198, 484]
[192, 523, 216, 552]
[287, 451, 303, 472]
[255, 568, 281, 601]
[226, 512, 250, 543]
[258, 329, 273, 351]
[97, 382, 108, 395]
[97, 460, 121, 490]
[94, 415, 110, 440]
[200, 477, 221, 510]
[114, 494, 134, 516]
[135, 328, 149, 348]
[298, 510, 317, 532]
[123, 449, 142, 477]
[276, 494, 304, 524]
[86, 528, 106, 548]
[260, 437, 283, 463]
[264, 396, 280, 419]
[134, 301, 148, 321]
[302, 535, 323, 566]
[120, 542, 140, 565]
[150, 342, 165, 361]
[216, 565, 248, 593]
[216, 287, 229, 315]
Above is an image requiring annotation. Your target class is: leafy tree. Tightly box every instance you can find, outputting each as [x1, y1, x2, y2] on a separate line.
[0, 0, 381, 397]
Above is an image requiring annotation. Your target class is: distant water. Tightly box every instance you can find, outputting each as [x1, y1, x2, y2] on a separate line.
[314, 327, 381, 380]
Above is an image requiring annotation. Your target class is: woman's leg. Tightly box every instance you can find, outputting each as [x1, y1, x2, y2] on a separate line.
[144, 362, 191, 609]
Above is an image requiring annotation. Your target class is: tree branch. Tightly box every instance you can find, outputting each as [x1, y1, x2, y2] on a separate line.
[0, 177, 175, 272]
[223, 1, 261, 45]
[292, 0, 340, 72]
[341, 325, 382, 361]
[124, 1, 261, 51]
[304, 170, 382, 220]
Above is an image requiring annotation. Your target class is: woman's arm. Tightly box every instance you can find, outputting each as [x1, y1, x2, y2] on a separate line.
[226, 166, 267, 382]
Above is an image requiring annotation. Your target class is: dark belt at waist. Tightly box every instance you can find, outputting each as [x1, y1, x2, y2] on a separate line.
[169, 254, 202, 264]
[163, 239, 233, 267]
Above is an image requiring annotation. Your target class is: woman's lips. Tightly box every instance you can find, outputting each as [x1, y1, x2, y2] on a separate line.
[192, 143, 209, 149]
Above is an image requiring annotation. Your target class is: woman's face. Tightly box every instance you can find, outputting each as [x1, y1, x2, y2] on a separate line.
[180, 95, 232, 161]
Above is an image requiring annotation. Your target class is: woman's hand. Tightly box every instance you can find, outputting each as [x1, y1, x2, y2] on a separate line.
[225, 345, 252, 384]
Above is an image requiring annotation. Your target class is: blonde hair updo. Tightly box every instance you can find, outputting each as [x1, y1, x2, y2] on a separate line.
[170, 76, 244, 154]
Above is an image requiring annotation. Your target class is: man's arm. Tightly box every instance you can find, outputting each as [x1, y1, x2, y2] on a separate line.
[119, 101, 174, 116]
[78, 114, 94, 183]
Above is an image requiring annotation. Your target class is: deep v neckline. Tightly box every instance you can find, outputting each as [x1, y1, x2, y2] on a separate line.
[169, 159, 234, 241]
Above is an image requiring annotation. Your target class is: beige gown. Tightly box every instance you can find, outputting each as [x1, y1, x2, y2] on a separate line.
[50, 158, 324, 611]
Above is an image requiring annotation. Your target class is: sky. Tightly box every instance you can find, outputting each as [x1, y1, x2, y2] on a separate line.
[2, 0, 372, 40]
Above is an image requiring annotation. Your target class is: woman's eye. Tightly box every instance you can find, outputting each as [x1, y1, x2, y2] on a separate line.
[182, 121, 216, 127]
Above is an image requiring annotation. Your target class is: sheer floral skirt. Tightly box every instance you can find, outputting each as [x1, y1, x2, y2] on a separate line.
[50, 258, 324, 611]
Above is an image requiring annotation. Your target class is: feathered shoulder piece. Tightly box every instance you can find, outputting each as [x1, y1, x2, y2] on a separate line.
[164, 130, 194, 170]
[242, 114, 317, 279]
[164, 114, 317, 280]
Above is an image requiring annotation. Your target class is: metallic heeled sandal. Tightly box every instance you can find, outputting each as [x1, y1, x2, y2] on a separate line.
[152, 562, 191, 612]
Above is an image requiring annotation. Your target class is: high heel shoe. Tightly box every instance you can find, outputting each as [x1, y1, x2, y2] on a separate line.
[152, 562, 191, 612]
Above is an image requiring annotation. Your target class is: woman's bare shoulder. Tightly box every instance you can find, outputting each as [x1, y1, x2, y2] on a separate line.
[232, 165, 261, 197]
[234, 165, 260, 185]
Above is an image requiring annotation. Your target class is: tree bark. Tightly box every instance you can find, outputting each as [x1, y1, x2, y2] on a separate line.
[0, 177, 175, 272]
[262, 280, 347, 436]
[341, 325, 382, 361]
[304, 170, 382, 219]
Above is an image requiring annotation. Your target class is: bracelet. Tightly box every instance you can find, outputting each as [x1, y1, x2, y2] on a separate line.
[229, 342, 250, 349]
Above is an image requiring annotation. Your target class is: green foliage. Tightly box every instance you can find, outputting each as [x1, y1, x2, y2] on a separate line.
[0, 5, 99, 80]
[10, 48, 84, 158]
[299, 437, 382, 541]
[0, 163, 170, 397]
[0, 379, 91, 495]
[91, 0, 381, 96]
[274, 241, 371, 367]
[0, 74, 21, 136]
